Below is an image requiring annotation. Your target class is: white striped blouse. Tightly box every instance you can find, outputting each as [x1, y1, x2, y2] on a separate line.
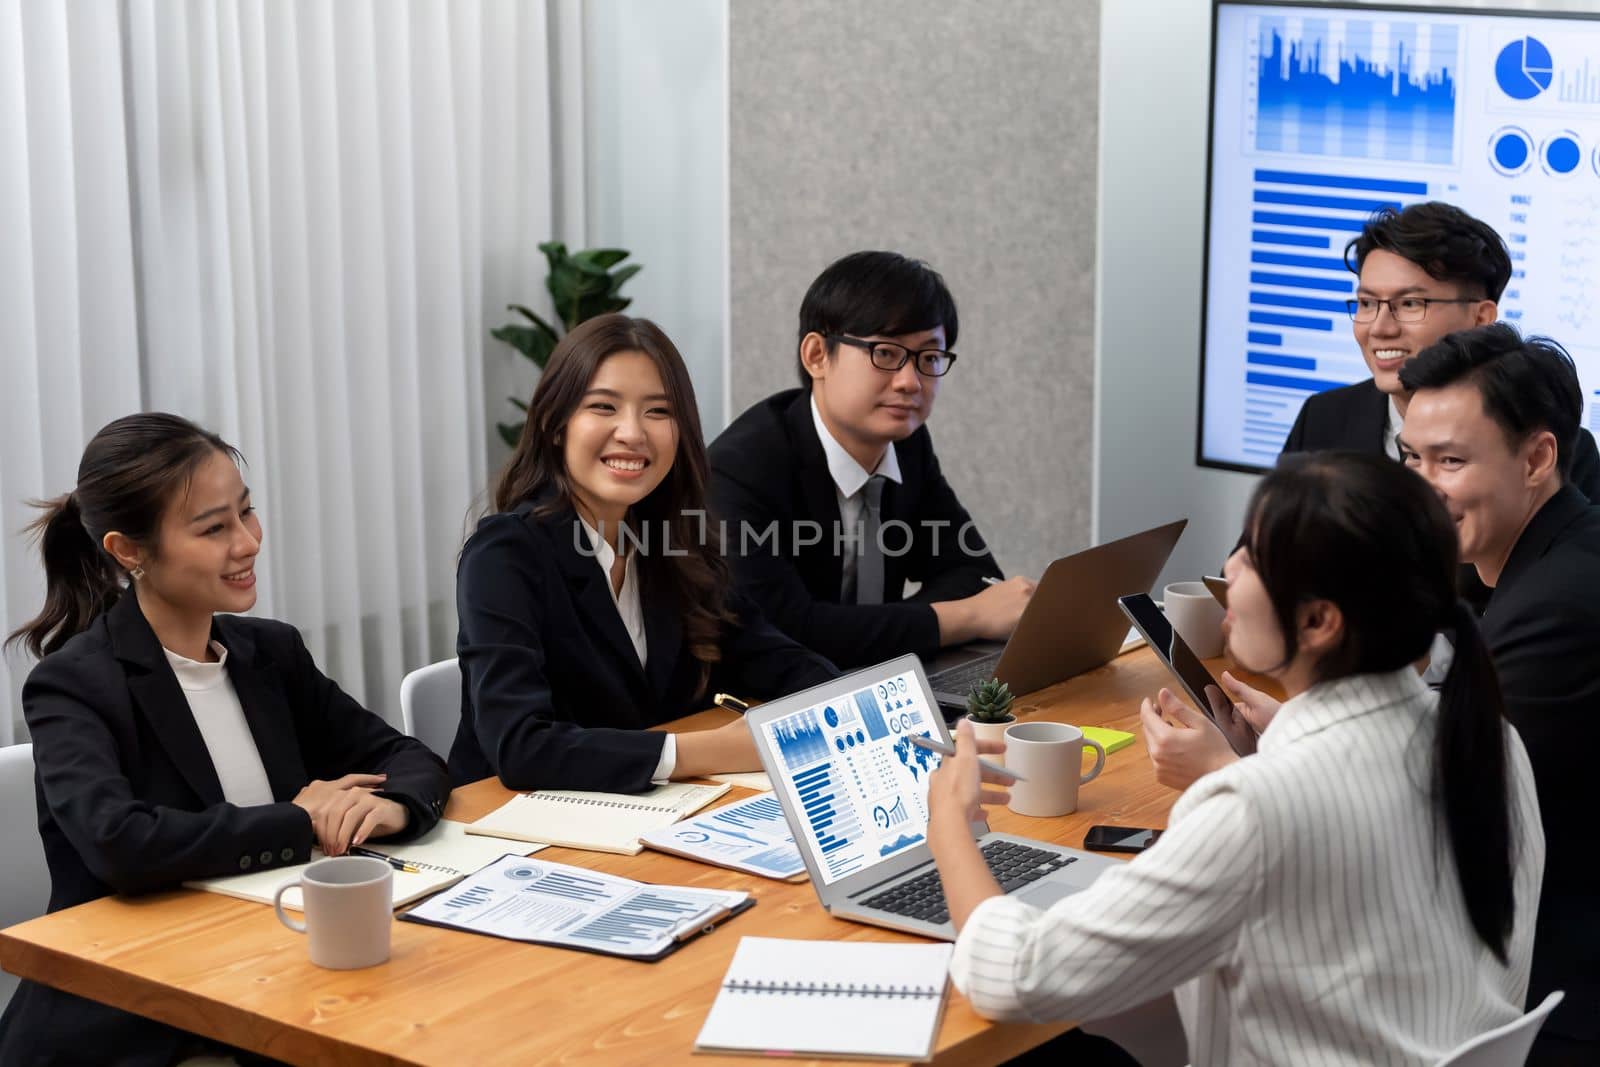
[949, 668, 1545, 1066]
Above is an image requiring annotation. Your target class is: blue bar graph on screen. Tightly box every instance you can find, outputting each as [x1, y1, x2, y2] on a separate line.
[1247, 371, 1343, 393]
[1252, 17, 1458, 165]
[1249, 271, 1351, 293]
[1247, 352, 1315, 371]
[852, 689, 889, 741]
[1251, 251, 1346, 272]
[1246, 330, 1282, 345]
[1248, 310, 1332, 331]
[792, 763, 864, 878]
[771, 709, 828, 771]
[1252, 230, 1330, 248]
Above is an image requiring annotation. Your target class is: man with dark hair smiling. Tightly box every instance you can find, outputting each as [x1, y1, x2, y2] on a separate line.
[709, 251, 1034, 669]
[1281, 201, 1600, 495]
[1399, 323, 1599, 1065]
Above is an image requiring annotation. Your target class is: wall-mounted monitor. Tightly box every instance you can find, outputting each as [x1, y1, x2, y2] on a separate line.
[1199, 2, 1600, 472]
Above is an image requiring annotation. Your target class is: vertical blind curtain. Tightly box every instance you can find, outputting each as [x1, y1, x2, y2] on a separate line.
[1, 0, 566, 742]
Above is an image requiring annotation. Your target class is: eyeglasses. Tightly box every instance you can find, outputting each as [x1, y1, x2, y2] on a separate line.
[1345, 296, 1482, 323]
[827, 334, 958, 377]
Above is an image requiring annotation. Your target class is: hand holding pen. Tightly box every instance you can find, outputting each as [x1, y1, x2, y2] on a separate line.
[908, 732, 1025, 783]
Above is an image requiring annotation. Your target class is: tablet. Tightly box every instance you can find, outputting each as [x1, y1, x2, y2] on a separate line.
[1118, 593, 1249, 756]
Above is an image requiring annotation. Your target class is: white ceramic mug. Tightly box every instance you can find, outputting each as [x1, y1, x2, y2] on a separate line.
[1003, 721, 1107, 817]
[273, 856, 393, 969]
[1164, 580, 1225, 659]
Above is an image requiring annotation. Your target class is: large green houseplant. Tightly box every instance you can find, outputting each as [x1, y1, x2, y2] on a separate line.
[494, 241, 641, 446]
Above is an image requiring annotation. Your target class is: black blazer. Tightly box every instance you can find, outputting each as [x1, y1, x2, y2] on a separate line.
[447, 496, 838, 792]
[1282, 377, 1600, 499]
[707, 389, 1002, 668]
[1477, 486, 1600, 1042]
[0, 593, 449, 1067]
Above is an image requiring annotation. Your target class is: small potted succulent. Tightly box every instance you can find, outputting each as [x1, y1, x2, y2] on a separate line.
[964, 677, 1016, 758]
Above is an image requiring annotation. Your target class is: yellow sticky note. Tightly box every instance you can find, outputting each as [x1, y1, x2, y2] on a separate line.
[1081, 726, 1135, 755]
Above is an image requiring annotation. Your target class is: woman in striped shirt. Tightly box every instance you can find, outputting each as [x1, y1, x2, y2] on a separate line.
[926, 452, 1545, 1066]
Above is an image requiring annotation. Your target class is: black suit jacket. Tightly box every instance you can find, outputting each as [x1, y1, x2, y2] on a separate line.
[447, 496, 838, 792]
[1282, 377, 1600, 499]
[707, 389, 1002, 668]
[1477, 486, 1600, 1042]
[0, 593, 449, 1067]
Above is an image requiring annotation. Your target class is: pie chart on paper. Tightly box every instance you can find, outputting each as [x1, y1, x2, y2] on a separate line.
[1495, 37, 1553, 100]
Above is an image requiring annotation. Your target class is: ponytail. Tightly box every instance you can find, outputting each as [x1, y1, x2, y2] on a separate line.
[7, 493, 124, 659]
[1434, 600, 1515, 962]
[5, 413, 242, 660]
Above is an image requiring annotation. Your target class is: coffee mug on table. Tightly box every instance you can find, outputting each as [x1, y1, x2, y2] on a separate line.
[273, 855, 393, 969]
[1003, 721, 1107, 817]
[1163, 580, 1225, 659]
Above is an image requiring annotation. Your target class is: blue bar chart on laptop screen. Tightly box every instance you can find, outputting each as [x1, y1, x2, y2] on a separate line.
[1202, 5, 1600, 470]
[764, 672, 942, 886]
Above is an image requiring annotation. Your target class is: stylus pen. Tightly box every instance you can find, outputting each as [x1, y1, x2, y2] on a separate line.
[907, 733, 1026, 783]
[980, 575, 1001, 585]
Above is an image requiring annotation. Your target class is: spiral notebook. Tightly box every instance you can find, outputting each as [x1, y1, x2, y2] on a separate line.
[695, 937, 954, 1062]
[186, 820, 540, 910]
[465, 781, 731, 855]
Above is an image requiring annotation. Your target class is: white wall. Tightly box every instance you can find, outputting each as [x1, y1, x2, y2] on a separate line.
[1097, 0, 1249, 587]
[584, 0, 728, 436]
[1096, 0, 1600, 590]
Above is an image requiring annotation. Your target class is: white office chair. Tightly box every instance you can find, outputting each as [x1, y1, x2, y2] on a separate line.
[1437, 991, 1565, 1067]
[399, 658, 462, 761]
[0, 744, 52, 1010]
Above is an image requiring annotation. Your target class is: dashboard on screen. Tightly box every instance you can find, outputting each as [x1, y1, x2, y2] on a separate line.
[1200, 2, 1600, 471]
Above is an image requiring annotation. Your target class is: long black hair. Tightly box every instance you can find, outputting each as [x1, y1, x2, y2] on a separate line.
[493, 314, 734, 691]
[1244, 451, 1517, 961]
[7, 413, 241, 659]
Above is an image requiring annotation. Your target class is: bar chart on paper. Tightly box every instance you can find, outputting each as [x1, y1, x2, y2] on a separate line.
[1203, 4, 1600, 470]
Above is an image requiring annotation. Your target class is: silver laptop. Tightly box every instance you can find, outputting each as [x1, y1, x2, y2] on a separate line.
[746, 654, 1119, 940]
[926, 517, 1188, 716]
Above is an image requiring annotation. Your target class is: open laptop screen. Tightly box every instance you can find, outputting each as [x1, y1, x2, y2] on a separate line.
[755, 665, 945, 886]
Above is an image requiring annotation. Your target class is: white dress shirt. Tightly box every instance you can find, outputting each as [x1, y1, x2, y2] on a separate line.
[577, 517, 675, 780]
[1385, 394, 1404, 461]
[810, 394, 903, 598]
[163, 641, 275, 807]
[950, 668, 1545, 1066]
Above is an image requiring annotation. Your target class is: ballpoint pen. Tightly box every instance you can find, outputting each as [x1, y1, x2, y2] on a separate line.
[349, 846, 421, 873]
[713, 692, 751, 713]
[907, 733, 1026, 783]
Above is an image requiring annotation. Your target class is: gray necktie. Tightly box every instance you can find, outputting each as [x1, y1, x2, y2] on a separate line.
[855, 475, 887, 605]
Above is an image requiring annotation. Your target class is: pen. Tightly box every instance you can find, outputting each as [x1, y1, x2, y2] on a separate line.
[981, 575, 1001, 586]
[713, 692, 751, 713]
[349, 846, 421, 873]
[907, 733, 1026, 783]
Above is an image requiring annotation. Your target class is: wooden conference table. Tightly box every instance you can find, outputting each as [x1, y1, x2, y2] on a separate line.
[1, 647, 1218, 1067]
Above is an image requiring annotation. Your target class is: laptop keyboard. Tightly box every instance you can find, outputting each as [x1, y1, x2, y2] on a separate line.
[928, 652, 1005, 696]
[860, 840, 1078, 926]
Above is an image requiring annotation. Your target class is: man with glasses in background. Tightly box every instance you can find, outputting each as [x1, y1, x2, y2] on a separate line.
[709, 251, 1034, 669]
[1281, 200, 1600, 495]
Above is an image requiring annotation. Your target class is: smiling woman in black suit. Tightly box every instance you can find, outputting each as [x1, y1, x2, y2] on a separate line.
[0, 413, 449, 1067]
[449, 313, 837, 793]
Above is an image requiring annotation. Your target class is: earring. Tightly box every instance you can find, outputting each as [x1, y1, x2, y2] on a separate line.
[129, 566, 145, 581]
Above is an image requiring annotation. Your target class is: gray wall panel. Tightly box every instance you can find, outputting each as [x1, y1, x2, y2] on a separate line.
[728, 0, 1100, 582]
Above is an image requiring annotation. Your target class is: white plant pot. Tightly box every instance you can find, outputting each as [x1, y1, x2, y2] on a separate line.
[965, 715, 1016, 764]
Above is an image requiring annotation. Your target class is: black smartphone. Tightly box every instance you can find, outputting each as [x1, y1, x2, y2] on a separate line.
[1117, 592, 1247, 748]
[1084, 825, 1163, 853]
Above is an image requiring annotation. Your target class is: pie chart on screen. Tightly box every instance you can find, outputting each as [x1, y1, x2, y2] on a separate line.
[1495, 37, 1553, 100]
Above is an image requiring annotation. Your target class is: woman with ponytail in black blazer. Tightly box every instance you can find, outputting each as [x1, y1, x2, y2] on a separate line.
[449, 314, 837, 793]
[0, 414, 449, 1067]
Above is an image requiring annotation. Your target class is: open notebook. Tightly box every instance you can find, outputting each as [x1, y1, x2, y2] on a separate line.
[465, 781, 731, 855]
[696, 937, 954, 1061]
[186, 820, 541, 910]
